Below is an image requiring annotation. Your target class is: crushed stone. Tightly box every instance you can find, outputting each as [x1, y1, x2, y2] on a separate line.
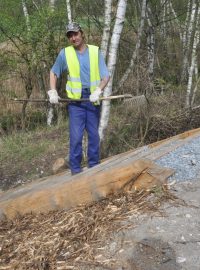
[155, 135, 200, 182]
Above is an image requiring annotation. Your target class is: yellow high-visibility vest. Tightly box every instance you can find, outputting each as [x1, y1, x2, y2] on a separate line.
[65, 45, 100, 99]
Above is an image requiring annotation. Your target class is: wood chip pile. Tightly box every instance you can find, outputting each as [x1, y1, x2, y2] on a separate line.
[0, 189, 170, 270]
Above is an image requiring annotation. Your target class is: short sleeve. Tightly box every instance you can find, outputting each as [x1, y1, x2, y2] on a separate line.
[51, 49, 68, 78]
[99, 51, 110, 79]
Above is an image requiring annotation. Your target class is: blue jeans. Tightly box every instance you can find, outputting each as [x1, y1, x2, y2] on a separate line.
[68, 88, 101, 174]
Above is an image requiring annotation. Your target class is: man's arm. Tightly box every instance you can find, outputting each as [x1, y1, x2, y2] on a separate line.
[50, 70, 58, 89]
[97, 50, 110, 92]
[98, 76, 110, 92]
[48, 49, 67, 103]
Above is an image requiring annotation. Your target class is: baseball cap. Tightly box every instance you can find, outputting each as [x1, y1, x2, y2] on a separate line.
[66, 22, 82, 35]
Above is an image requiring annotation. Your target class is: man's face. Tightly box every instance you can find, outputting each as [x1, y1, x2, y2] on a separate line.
[67, 31, 84, 48]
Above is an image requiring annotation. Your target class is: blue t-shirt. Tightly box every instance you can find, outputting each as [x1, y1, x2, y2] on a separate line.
[51, 46, 109, 88]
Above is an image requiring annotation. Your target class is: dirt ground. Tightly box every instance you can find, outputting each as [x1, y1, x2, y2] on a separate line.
[73, 179, 200, 270]
[105, 179, 200, 270]
[0, 147, 68, 191]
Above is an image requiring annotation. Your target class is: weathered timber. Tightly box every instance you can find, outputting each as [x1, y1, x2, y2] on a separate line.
[0, 159, 173, 219]
[1, 127, 200, 219]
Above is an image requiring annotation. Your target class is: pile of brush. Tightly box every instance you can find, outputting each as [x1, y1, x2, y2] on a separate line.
[0, 186, 178, 270]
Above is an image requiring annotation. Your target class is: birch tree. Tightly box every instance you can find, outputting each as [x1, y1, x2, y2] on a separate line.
[186, 4, 200, 107]
[181, 0, 197, 82]
[99, 0, 128, 141]
[146, 4, 155, 80]
[186, 31, 199, 107]
[47, 0, 56, 126]
[117, 0, 147, 90]
[22, 0, 31, 32]
[163, 0, 200, 107]
[100, 0, 112, 59]
[49, 0, 55, 11]
[66, 0, 72, 23]
[160, 0, 166, 39]
[21, 0, 34, 128]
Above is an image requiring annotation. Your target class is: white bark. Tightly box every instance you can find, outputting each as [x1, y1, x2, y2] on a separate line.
[160, 0, 166, 39]
[47, 107, 54, 126]
[186, 31, 199, 107]
[186, 5, 200, 107]
[182, 0, 197, 81]
[99, 0, 128, 141]
[146, 5, 155, 79]
[101, 0, 112, 59]
[182, 0, 193, 49]
[191, 66, 200, 106]
[22, 0, 31, 32]
[117, 0, 147, 89]
[66, 0, 72, 23]
[147, 28, 155, 79]
[47, 0, 56, 126]
[49, 0, 55, 11]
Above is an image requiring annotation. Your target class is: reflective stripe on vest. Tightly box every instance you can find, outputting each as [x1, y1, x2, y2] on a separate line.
[65, 45, 100, 99]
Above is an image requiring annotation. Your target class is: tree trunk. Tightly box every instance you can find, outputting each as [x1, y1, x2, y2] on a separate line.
[101, 0, 112, 59]
[99, 0, 128, 141]
[117, 0, 147, 91]
[22, 0, 31, 32]
[181, 0, 197, 82]
[191, 69, 200, 106]
[66, 0, 72, 23]
[21, 0, 32, 129]
[146, 5, 155, 80]
[186, 5, 200, 107]
[160, 0, 166, 39]
[49, 0, 55, 11]
[47, 0, 56, 126]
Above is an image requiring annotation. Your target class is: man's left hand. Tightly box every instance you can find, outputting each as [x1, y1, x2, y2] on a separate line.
[89, 87, 102, 102]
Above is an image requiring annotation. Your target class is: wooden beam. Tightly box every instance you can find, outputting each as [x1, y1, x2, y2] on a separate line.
[1, 127, 200, 220]
[0, 159, 156, 219]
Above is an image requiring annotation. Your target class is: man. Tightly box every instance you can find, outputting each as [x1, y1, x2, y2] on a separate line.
[48, 22, 110, 175]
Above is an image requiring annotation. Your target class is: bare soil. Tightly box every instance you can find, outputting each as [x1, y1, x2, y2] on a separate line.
[0, 148, 68, 190]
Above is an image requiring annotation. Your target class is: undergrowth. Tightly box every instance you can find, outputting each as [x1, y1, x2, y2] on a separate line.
[1, 93, 200, 190]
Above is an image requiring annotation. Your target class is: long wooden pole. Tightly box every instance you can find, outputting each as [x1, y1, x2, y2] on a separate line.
[11, 94, 134, 103]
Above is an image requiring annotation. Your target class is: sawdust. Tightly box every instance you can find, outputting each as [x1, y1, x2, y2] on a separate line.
[0, 188, 178, 270]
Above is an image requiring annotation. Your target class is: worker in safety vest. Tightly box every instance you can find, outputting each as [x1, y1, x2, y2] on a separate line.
[48, 22, 110, 175]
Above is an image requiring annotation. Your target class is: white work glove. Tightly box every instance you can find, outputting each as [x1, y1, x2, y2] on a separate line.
[47, 89, 60, 104]
[89, 87, 102, 103]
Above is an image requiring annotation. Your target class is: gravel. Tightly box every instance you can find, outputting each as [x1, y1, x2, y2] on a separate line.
[155, 136, 200, 182]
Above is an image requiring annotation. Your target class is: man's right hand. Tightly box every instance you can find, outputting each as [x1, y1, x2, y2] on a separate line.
[47, 89, 59, 104]
[89, 87, 102, 103]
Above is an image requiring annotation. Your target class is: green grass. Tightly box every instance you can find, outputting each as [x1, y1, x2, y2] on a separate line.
[0, 123, 68, 164]
[1, 136, 49, 162]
